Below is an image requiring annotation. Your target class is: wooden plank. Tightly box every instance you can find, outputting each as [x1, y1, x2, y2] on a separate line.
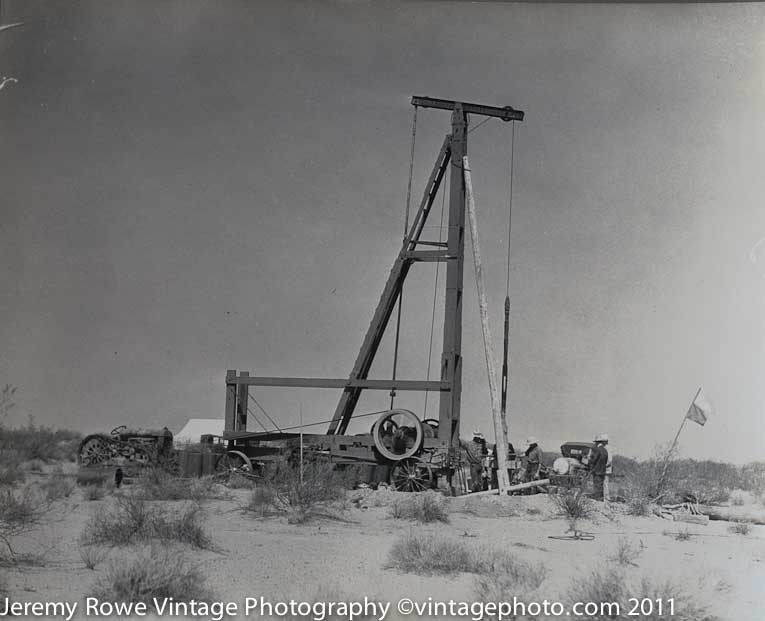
[672, 513, 709, 525]
[403, 250, 451, 262]
[470, 478, 551, 497]
[227, 376, 449, 391]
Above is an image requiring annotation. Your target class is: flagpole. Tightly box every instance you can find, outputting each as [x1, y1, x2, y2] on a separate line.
[656, 386, 701, 496]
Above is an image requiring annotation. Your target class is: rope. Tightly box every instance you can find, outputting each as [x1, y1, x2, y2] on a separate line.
[423, 178, 447, 417]
[248, 393, 283, 432]
[391, 105, 419, 407]
[245, 406, 269, 432]
[252, 408, 392, 434]
[468, 116, 493, 134]
[404, 106, 418, 235]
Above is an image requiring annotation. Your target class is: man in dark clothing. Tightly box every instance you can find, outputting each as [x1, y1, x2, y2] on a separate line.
[587, 441, 608, 500]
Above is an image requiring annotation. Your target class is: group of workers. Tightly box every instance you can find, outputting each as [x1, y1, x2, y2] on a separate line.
[464, 430, 612, 500]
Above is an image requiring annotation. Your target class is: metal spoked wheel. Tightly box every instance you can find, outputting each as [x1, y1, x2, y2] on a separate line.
[390, 458, 434, 492]
[77, 435, 113, 466]
[215, 450, 254, 477]
[371, 409, 424, 462]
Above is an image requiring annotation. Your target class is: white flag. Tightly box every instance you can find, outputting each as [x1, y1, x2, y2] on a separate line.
[686, 388, 713, 426]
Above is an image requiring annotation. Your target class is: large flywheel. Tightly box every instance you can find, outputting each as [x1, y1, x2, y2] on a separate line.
[371, 409, 423, 462]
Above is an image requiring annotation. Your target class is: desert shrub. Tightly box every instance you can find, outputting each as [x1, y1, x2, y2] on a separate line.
[0, 462, 24, 487]
[22, 459, 45, 472]
[92, 547, 212, 604]
[227, 473, 255, 489]
[663, 528, 693, 542]
[245, 459, 348, 524]
[727, 520, 751, 536]
[387, 531, 478, 575]
[247, 485, 278, 517]
[550, 486, 594, 520]
[83, 485, 106, 501]
[608, 537, 643, 567]
[387, 530, 546, 583]
[76, 470, 108, 487]
[569, 569, 715, 620]
[626, 495, 651, 517]
[151, 504, 212, 549]
[729, 490, 747, 506]
[390, 494, 449, 523]
[39, 475, 75, 501]
[136, 468, 221, 502]
[79, 544, 107, 570]
[81, 495, 212, 549]
[0, 420, 81, 463]
[0, 485, 49, 560]
[476, 548, 547, 591]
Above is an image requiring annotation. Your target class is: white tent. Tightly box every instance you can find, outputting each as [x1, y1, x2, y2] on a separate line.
[174, 418, 224, 445]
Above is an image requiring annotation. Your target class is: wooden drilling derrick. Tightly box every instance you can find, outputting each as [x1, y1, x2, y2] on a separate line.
[220, 96, 524, 492]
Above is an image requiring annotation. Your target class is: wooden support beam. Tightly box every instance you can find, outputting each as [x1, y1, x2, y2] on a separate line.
[228, 376, 449, 391]
[412, 96, 524, 122]
[403, 250, 452, 262]
[224, 369, 237, 434]
[470, 478, 551, 497]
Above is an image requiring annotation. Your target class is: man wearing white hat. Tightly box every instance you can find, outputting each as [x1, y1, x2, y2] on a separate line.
[465, 430, 488, 493]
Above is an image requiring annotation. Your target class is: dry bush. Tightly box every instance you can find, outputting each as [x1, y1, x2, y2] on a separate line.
[83, 485, 106, 501]
[608, 537, 643, 567]
[21, 459, 45, 472]
[76, 470, 108, 487]
[39, 475, 75, 501]
[626, 495, 651, 517]
[81, 495, 212, 549]
[0, 420, 81, 463]
[550, 486, 595, 521]
[390, 494, 449, 523]
[387, 530, 546, 584]
[729, 490, 747, 506]
[387, 531, 478, 575]
[246, 459, 349, 524]
[227, 473, 255, 489]
[0, 462, 24, 487]
[92, 546, 213, 604]
[0, 485, 49, 560]
[663, 528, 694, 542]
[136, 468, 222, 502]
[727, 520, 751, 536]
[247, 485, 278, 517]
[568, 570, 715, 620]
[79, 544, 107, 570]
[474, 549, 547, 603]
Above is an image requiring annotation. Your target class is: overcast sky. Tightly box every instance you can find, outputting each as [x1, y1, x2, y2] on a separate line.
[1, 1, 763, 463]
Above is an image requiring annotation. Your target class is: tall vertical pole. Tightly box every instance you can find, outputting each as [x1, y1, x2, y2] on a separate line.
[656, 386, 701, 496]
[438, 104, 467, 451]
[224, 369, 237, 437]
[464, 156, 510, 493]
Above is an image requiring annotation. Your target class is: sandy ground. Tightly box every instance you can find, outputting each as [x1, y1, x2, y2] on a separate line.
[2, 480, 764, 621]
